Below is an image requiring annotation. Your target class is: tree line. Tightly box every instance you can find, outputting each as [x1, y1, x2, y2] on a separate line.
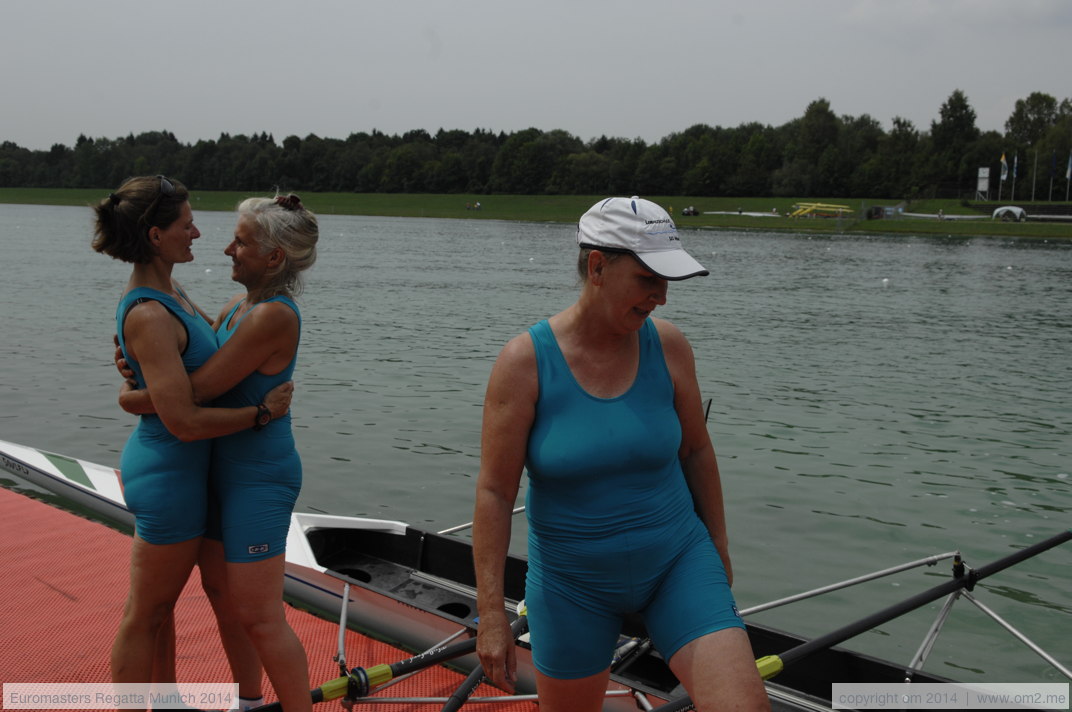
[2, 90, 1069, 200]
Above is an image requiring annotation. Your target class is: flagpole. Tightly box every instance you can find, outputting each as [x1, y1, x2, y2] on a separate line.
[1049, 150, 1055, 201]
[1032, 150, 1038, 201]
[998, 153, 1005, 201]
[1011, 153, 1017, 201]
[1066, 150, 1071, 202]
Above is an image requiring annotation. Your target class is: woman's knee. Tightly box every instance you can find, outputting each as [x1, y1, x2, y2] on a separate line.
[233, 602, 285, 637]
[200, 573, 228, 606]
[669, 629, 769, 711]
[121, 599, 176, 633]
[534, 669, 610, 712]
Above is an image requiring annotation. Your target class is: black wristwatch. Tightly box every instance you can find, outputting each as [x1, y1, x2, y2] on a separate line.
[253, 403, 271, 431]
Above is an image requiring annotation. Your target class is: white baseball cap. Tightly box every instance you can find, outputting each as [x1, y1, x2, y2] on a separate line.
[577, 196, 708, 280]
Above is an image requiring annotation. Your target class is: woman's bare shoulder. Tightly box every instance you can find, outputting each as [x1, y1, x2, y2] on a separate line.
[491, 331, 537, 382]
[121, 297, 172, 328]
[652, 316, 690, 351]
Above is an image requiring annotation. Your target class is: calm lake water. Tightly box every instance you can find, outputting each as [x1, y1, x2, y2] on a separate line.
[1, 202, 1069, 684]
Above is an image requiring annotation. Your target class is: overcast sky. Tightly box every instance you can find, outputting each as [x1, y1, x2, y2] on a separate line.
[4, 0, 1069, 151]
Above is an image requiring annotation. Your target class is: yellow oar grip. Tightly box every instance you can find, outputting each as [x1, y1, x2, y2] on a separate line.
[756, 654, 784, 680]
[319, 676, 350, 701]
[319, 663, 392, 702]
[365, 664, 394, 688]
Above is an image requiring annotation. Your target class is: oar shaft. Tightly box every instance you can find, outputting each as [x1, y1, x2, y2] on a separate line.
[972, 529, 1070, 579]
[440, 665, 486, 712]
[384, 636, 478, 680]
[778, 529, 1071, 671]
[777, 576, 962, 669]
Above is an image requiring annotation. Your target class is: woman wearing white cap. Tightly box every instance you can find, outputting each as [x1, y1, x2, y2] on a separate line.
[473, 197, 769, 711]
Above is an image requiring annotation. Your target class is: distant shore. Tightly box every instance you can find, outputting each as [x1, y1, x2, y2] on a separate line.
[2, 188, 1070, 239]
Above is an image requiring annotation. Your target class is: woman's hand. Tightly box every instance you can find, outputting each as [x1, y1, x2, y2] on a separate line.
[113, 334, 135, 379]
[476, 612, 517, 693]
[264, 381, 293, 419]
[118, 379, 154, 415]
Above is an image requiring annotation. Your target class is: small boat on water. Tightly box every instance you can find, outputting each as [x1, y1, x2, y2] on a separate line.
[2, 438, 1068, 711]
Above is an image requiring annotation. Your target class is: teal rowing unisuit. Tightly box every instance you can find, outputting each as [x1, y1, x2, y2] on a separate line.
[522, 317, 743, 680]
[116, 287, 217, 544]
[207, 295, 302, 562]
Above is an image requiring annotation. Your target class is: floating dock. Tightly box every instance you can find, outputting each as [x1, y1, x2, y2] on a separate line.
[0, 486, 534, 711]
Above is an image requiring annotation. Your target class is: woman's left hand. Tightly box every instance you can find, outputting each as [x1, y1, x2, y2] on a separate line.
[263, 381, 294, 419]
[113, 334, 134, 379]
[117, 378, 153, 415]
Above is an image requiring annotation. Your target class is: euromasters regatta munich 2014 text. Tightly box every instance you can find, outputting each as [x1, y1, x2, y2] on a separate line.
[3, 683, 237, 709]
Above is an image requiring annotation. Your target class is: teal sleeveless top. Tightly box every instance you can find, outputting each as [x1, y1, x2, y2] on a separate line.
[115, 286, 219, 439]
[208, 295, 302, 561]
[211, 295, 300, 413]
[524, 318, 695, 544]
[114, 286, 218, 543]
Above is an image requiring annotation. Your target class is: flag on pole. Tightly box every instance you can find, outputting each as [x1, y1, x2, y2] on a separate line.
[1067, 150, 1072, 181]
[1013, 153, 1018, 179]
[1000, 153, 1008, 181]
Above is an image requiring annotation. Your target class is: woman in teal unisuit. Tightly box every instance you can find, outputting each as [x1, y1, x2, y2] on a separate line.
[473, 197, 770, 712]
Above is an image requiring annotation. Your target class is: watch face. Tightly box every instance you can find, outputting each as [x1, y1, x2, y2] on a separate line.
[257, 411, 271, 426]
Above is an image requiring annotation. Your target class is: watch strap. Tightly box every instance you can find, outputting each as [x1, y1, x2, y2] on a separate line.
[253, 403, 271, 431]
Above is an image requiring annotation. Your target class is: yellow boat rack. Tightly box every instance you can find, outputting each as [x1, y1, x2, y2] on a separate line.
[789, 202, 854, 218]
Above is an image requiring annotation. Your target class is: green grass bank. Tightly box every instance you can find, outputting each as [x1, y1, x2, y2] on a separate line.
[2, 188, 1070, 239]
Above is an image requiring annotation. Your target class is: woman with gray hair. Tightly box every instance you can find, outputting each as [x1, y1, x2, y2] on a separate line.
[119, 193, 319, 712]
[202, 193, 317, 712]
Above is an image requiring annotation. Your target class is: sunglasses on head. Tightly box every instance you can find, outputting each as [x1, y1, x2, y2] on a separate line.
[141, 175, 177, 228]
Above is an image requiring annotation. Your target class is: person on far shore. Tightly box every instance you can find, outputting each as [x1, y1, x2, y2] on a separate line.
[472, 196, 769, 711]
